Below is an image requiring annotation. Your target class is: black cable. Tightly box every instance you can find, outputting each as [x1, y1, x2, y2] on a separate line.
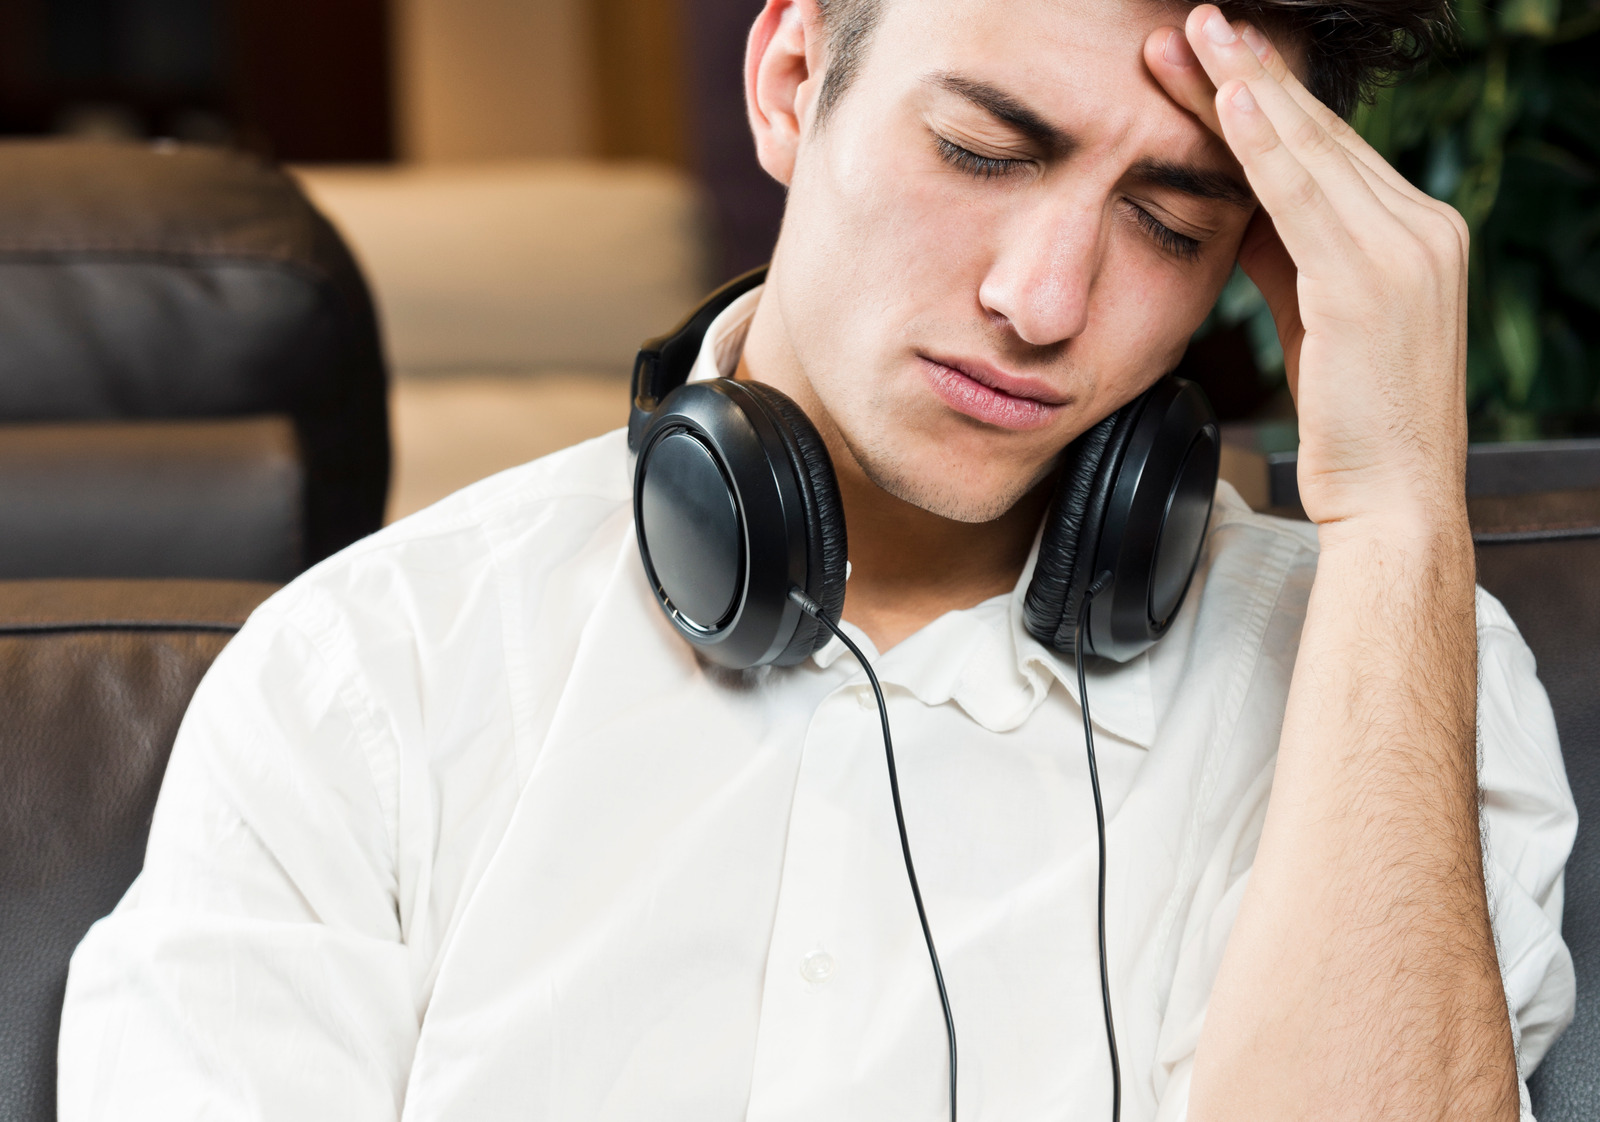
[1076, 573, 1121, 1122]
[790, 579, 1120, 1122]
[789, 586, 958, 1122]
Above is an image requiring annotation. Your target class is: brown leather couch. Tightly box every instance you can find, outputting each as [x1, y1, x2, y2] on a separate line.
[0, 137, 386, 1122]
[0, 580, 276, 1122]
[1477, 493, 1600, 1121]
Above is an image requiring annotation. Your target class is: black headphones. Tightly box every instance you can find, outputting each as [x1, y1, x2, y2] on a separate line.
[629, 267, 1221, 669]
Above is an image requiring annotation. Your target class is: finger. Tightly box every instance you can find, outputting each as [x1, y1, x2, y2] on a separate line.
[1211, 77, 1356, 271]
[1156, 8, 1447, 264]
[1158, 21, 1420, 217]
[1235, 24, 1428, 205]
[1144, 27, 1222, 136]
[1152, 21, 1440, 251]
[1235, 212, 1304, 395]
[1147, 21, 1428, 228]
[1239, 212, 1297, 319]
[1147, 24, 1392, 205]
[1239, 23, 1467, 258]
[1187, 7, 1399, 234]
[1232, 18, 1463, 237]
[1152, 13, 1435, 217]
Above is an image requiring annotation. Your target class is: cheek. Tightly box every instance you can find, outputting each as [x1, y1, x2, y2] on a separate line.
[1086, 245, 1231, 383]
[780, 133, 1003, 407]
[805, 112, 1004, 282]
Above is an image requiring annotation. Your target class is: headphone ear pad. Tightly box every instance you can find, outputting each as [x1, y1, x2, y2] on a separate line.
[737, 380, 849, 661]
[1023, 405, 1136, 655]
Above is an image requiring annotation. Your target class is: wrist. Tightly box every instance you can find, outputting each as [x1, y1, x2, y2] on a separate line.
[1296, 440, 1469, 545]
[1315, 506, 1474, 579]
[1315, 496, 1467, 541]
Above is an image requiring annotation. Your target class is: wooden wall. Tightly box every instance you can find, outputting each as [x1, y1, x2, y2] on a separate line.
[395, 0, 690, 167]
[394, 0, 597, 163]
[591, 0, 688, 166]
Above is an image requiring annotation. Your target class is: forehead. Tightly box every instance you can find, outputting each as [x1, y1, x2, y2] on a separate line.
[862, 0, 1226, 164]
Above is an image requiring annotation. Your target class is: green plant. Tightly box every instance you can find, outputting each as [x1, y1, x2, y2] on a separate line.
[1203, 0, 1600, 435]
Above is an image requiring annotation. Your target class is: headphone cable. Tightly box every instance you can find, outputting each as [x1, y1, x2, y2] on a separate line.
[792, 577, 1120, 1122]
[789, 586, 958, 1122]
[1077, 573, 1122, 1122]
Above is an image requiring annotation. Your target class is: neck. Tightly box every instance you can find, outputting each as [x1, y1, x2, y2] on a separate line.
[734, 304, 1050, 653]
[829, 462, 1051, 652]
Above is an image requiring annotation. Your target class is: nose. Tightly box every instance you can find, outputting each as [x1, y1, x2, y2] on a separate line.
[977, 194, 1103, 348]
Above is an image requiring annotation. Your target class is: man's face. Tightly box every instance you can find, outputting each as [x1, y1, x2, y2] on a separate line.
[764, 0, 1257, 522]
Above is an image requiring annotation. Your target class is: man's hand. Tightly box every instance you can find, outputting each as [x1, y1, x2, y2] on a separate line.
[1138, 8, 1519, 1122]
[1145, 5, 1471, 535]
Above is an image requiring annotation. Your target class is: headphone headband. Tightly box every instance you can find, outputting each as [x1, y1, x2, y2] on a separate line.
[628, 266, 769, 453]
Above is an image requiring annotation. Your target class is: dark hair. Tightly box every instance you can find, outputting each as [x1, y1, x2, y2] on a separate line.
[813, 0, 888, 123]
[813, 0, 1452, 121]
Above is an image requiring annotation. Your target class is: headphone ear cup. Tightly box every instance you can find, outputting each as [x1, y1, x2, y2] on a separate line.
[1023, 402, 1140, 655]
[737, 381, 849, 661]
[1026, 376, 1220, 662]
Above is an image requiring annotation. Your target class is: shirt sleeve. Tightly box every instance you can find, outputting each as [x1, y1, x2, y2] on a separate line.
[1151, 587, 1578, 1122]
[1475, 587, 1578, 1089]
[56, 592, 419, 1122]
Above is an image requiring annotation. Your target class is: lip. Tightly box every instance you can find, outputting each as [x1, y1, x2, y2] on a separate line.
[919, 354, 1070, 431]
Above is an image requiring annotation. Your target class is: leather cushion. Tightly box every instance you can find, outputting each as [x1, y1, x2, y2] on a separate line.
[0, 580, 276, 1122]
[0, 262, 332, 420]
[0, 417, 303, 581]
[0, 139, 389, 565]
[1470, 488, 1600, 544]
[738, 381, 848, 659]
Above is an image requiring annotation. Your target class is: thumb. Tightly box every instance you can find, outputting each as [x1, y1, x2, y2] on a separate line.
[1237, 211, 1304, 395]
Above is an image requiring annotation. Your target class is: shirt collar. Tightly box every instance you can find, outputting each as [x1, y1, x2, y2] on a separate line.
[1006, 541, 1157, 748]
[687, 284, 762, 384]
[686, 282, 1157, 749]
[807, 573, 1156, 747]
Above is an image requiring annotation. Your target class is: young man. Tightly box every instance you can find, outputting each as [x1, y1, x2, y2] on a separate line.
[60, 1, 1575, 1120]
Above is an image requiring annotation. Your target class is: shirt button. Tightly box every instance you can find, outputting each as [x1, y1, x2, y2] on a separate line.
[800, 950, 836, 984]
[855, 688, 873, 711]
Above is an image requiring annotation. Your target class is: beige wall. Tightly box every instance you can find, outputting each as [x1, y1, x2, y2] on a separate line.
[394, 0, 598, 162]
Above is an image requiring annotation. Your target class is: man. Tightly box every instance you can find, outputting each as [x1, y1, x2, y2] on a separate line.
[59, 1, 1575, 1119]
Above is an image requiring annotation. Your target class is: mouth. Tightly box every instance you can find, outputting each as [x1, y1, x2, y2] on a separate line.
[919, 354, 1070, 432]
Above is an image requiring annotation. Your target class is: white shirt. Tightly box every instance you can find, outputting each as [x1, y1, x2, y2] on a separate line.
[60, 290, 1577, 1122]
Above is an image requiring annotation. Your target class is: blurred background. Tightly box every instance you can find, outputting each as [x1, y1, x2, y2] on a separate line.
[0, 0, 783, 270]
[0, 0, 1595, 519]
[0, 0, 780, 520]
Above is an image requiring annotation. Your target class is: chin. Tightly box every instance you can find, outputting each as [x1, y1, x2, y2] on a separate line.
[858, 447, 1048, 524]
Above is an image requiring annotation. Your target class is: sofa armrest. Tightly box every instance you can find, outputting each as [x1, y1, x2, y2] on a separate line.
[0, 579, 277, 1122]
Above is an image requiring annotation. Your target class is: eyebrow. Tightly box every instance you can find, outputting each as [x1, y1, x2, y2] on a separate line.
[928, 72, 1071, 157]
[928, 70, 1256, 210]
[1128, 158, 1255, 209]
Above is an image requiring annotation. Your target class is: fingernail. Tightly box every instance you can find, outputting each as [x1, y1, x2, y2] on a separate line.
[1204, 11, 1238, 45]
[1241, 25, 1271, 62]
[1230, 83, 1257, 112]
[1163, 29, 1198, 67]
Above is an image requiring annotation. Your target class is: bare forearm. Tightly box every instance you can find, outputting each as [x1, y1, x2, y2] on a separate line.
[1147, 5, 1514, 1111]
[1191, 513, 1517, 1121]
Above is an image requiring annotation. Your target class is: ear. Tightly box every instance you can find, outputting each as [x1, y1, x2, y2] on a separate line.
[745, 0, 827, 185]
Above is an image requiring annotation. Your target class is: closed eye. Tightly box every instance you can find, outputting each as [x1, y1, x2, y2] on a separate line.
[1128, 203, 1202, 262]
[935, 136, 1028, 179]
[936, 130, 1204, 262]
